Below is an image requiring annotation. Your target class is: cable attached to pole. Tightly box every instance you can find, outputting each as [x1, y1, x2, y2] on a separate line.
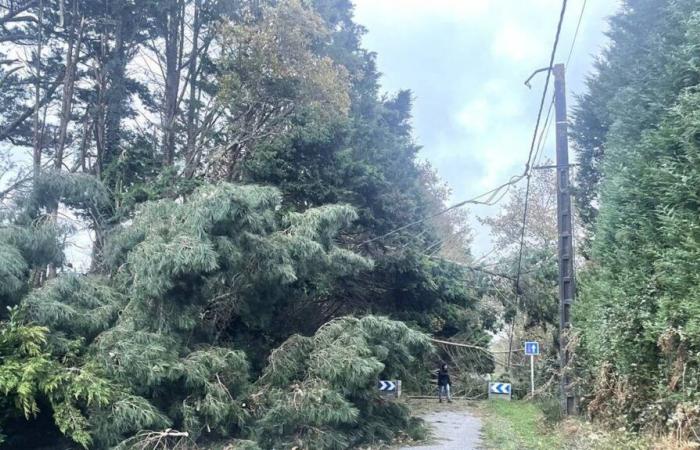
[514, 0, 569, 291]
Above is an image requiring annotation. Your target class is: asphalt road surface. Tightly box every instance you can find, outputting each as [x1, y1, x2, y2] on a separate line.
[400, 408, 482, 450]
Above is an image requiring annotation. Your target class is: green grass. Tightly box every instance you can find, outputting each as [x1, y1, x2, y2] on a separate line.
[478, 400, 565, 450]
[477, 400, 676, 450]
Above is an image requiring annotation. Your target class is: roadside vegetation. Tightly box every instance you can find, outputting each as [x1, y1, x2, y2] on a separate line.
[571, 0, 700, 439]
[479, 400, 693, 450]
[482, 0, 700, 445]
[3, 0, 700, 447]
[0, 0, 492, 448]
[480, 401, 564, 450]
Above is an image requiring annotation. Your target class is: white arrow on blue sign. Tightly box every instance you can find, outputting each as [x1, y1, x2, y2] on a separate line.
[524, 341, 540, 356]
[489, 382, 511, 394]
[378, 380, 396, 391]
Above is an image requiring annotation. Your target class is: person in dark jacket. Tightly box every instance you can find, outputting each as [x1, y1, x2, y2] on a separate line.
[437, 363, 452, 403]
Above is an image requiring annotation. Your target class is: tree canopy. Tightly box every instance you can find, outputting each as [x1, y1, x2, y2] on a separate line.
[0, 0, 495, 448]
[572, 0, 700, 437]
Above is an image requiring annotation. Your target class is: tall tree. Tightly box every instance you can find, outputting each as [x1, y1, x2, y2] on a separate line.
[0, 1, 496, 447]
[571, 0, 697, 238]
[572, 0, 700, 437]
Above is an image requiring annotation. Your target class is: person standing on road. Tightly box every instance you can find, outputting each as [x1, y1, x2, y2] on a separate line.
[437, 363, 452, 403]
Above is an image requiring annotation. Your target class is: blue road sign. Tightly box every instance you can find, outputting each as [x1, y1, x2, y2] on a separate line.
[378, 380, 397, 391]
[525, 341, 540, 356]
[489, 382, 511, 394]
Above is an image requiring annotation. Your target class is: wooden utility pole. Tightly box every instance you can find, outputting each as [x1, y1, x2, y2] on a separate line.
[553, 63, 576, 415]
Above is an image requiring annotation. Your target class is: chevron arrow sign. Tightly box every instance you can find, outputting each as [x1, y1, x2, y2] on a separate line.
[489, 382, 511, 394]
[378, 380, 397, 391]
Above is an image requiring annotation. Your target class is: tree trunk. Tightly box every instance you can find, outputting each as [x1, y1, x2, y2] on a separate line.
[162, 0, 183, 166]
[49, 9, 85, 279]
[55, 11, 84, 169]
[103, 10, 128, 175]
[183, 0, 201, 177]
[506, 319, 517, 371]
[32, 0, 44, 181]
[93, 30, 107, 178]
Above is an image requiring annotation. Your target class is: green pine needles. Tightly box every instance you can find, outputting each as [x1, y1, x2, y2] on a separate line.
[254, 316, 433, 449]
[0, 0, 493, 446]
[1, 182, 434, 449]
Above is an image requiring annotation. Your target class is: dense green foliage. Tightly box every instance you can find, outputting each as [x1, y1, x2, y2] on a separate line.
[1, 178, 438, 448]
[253, 316, 432, 449]
[0, 306, 113, 448]
[572, 0, 700, 439]
[0, 0, 495, 448]
[478, 168, 561, 401]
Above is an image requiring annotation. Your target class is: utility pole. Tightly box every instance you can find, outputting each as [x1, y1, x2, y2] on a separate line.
[553, 63, 576, 415]
[530, 352, 535, 396]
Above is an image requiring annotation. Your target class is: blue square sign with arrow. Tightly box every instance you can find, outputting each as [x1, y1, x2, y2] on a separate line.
[525, 341, 540, 356]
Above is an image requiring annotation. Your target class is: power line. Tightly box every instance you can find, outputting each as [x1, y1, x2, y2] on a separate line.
[531, 0, 583, 167]
[361, 0, 573, 256]
[425, 255, 517, 281]
[528, 0, 580, 229]
[418, 186, 513, 256]
[566, 0, 588, 67]
[431, 337, 523, 354]
[529, 0, 584, 169]
[526, 0, 578, 214]
[515, 0, 569, 292]
[359, 174, 525, 246]
[534, 96, 555, 165]
[514, 174, 533, 293]
[523, 0, 569, 175]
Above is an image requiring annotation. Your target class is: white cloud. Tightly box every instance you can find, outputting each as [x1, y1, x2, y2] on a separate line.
[456, 99, 490, 133]
[491, 22, 541, 62]
[456, 80, 524, 134]
[352, 0, 621, 253]
[353, 0, 492, 25]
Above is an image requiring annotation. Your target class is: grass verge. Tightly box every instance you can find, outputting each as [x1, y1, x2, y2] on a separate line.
[478, 400, 564, 449]
[477, 400, 694, 450]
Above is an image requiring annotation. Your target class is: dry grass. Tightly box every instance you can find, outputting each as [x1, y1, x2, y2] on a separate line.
[477, 399, 699, 450]
[562, 420, 699, 450]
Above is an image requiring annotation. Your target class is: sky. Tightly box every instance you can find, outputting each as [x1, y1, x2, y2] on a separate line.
[352, 0, 621, 255]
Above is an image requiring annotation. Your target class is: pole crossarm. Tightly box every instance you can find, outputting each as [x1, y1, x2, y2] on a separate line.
[532, 164, 579, 170]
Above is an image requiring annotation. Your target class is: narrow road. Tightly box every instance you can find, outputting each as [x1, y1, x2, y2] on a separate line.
[400, 406, 482, 450]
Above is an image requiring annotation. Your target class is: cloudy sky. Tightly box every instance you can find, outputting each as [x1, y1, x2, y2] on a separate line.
[352, 0, 621, 254]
